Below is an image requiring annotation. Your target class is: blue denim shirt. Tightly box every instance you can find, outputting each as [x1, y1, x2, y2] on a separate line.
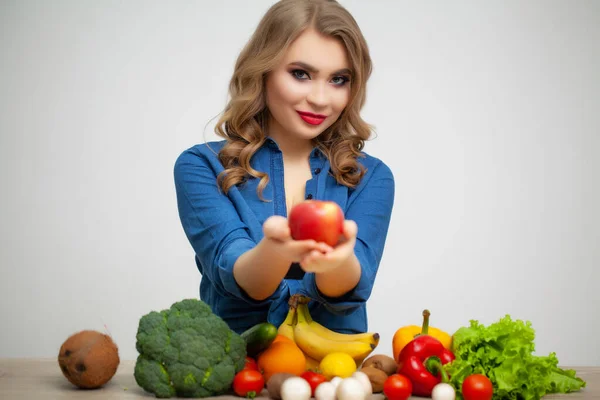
[173, 138, 395, 335]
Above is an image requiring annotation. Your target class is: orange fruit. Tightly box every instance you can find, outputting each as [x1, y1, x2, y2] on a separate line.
[272, 334, 295, 345]
[257, 340, 306, 381]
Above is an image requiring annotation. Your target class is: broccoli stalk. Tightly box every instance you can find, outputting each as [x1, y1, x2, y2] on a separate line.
[134, 299, 247, 398]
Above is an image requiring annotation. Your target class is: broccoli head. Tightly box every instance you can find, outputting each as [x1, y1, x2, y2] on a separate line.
[133, 298, 247, 398]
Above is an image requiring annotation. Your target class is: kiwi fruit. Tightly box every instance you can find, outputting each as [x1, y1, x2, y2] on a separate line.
[58, 330, 120, 389]
[267, 372, 296, 399]
[361, 354, 398, 376]
[359, 366, 389, 393]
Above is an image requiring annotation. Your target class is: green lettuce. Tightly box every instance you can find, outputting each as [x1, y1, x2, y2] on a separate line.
[443, 315, 586, 400]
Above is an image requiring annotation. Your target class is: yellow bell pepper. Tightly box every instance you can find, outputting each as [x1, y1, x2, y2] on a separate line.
[392, 310, 452, 362]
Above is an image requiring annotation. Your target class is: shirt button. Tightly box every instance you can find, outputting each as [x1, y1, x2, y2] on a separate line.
[314, 168, 321, 174]
[306, 194, 313, 200]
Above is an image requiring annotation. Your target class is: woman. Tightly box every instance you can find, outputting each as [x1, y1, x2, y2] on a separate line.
[174, 0, 394, 335]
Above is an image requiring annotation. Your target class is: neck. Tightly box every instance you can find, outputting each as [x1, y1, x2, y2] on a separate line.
[268, 120, 314, 161]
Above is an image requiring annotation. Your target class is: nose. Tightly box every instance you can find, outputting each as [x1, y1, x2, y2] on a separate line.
[306, 81, 328, 109]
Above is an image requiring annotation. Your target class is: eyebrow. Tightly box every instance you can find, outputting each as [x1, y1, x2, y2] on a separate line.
[288, 61, 352, 76]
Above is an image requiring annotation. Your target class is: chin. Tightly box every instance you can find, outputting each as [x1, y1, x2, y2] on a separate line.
[296, 129, 326, 141]
[294, 123, 331, 140]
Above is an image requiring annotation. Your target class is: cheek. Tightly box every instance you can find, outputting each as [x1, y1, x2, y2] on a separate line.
[330, 88, 351, 113]
[269, 74, 308, 106]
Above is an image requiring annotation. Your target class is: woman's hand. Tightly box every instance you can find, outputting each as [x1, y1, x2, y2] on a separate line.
[298, 220, 358, 274]
[262, 215, 332, 263]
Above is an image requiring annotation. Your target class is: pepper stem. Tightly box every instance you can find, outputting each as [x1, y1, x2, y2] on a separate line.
[421, 309, 431, 335]
[424, 356, 450, 383]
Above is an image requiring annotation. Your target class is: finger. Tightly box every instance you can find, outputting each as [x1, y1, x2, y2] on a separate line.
[343, 219, 358, 238]
[309, 249, 322, 259]
[301, 249, 323, 263]
[317, 242, 334, 253]
[299, 256, 320, 273]
[317, 245, 349, 265]
[298, 255, 312, 270]
[263, 215, 283, 236]
[263, 215, 290, 240]
[289, 239, 318, 255]
[278, 225, 292, 240]
[304, 250, 325, 266]
[299, 262, 316, 273]
[294, 240, 333, 255]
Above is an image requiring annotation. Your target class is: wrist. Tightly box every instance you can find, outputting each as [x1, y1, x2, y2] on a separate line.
[259, 236, 295, 264]
[317, 254, 348, 276]
[314, 253, 361, 297]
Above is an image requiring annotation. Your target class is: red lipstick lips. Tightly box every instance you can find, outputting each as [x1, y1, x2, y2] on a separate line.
[297, 111, 327, 126]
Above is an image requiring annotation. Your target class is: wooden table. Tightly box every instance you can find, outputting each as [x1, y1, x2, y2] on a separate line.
[0, 358, 597, 399]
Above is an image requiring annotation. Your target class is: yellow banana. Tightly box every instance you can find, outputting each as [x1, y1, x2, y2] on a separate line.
[293, 304, 376, 363]
[277, 305, 297, 341]
[297, 303, 380, 346]
[305, 354, 321, 371]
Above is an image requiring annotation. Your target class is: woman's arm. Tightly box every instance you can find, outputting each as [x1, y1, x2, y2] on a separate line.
[234, 216, 331, 301]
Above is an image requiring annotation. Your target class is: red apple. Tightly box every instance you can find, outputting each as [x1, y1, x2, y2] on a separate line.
[288, 200, 345, 247]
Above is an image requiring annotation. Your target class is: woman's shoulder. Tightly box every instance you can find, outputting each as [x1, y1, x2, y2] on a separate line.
[173, 140, 228, 178]
[177, 140, 227, 158]
[356, 150, 394, 181]
[175, 140, 227, 165]
[344, 150, 395, 201]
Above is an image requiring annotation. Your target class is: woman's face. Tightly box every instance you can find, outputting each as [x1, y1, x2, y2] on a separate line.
[265, 28, 352, 143]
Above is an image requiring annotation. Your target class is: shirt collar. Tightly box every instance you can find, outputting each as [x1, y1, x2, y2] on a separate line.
[264, 136, 326, 159]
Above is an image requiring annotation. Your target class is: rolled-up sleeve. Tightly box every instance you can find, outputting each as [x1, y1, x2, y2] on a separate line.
[174, 148, 281, 305]
[303, 160, 395, 315]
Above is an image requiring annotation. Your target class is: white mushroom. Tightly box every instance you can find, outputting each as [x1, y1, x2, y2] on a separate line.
[336, 377, 367, 400]
[314, 381, 337, 400]
[351, 371, 373, 396]
[280, 376, 312, 400]
[330, 376, 343, 388]
[432, 382, 456, 400]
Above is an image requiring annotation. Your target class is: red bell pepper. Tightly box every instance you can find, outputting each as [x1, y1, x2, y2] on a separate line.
[396, 310, 455, 397]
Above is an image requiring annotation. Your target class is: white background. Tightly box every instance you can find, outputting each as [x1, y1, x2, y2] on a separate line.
[1, 0, 598, 366]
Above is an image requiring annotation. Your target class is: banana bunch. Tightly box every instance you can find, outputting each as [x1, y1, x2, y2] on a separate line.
[277, 295, 379, 365]
[277, 305, 297, 342]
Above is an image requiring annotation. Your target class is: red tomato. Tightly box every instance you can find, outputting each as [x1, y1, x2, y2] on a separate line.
[232, 370, 265, 398]
[301, 370, 327, 396]
[462, 374, 493, 400]
[383, 374, 413, 400]
[243, 356, 259, 371]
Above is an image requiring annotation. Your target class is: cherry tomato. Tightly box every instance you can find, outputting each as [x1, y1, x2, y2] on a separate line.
[301, 370, 327, 396]
[243, 356, 259, 371]
[232, 369, 265, 398]
[383, 374, 413, 400]
[462, 374, 493, 400]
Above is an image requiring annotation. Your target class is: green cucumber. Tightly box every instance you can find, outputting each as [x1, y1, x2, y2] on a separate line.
[241, 322, 278, 357]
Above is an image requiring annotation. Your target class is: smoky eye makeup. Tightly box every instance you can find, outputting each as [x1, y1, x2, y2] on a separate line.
[289, 69, 351, 86]
[332, 75, 351, 86]
[290, 69, 309, 80]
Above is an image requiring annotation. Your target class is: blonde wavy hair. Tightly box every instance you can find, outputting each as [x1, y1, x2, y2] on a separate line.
[214, 0, 373, 199]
